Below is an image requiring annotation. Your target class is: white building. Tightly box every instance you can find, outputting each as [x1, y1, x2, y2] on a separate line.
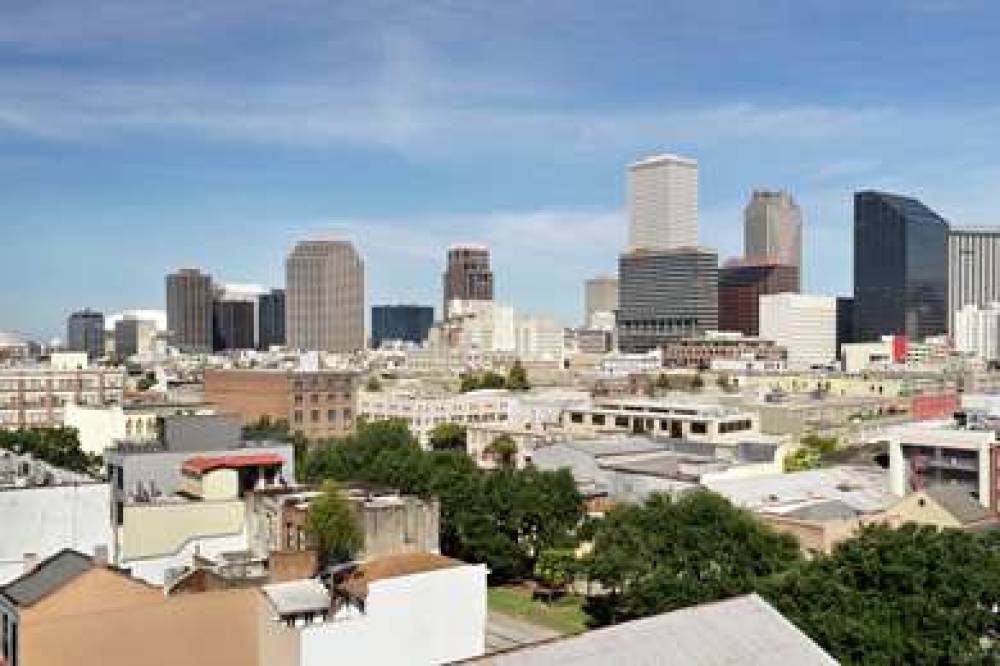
[841, 338, 895, 373]
[0, 483, 113, 584]
[598, 349, 662, 377]
[359, 389, 516, 447]
[446, 299, 516, 352]
[759, 294, 836, 370]
[948, 228, 1000, 335]
[954, 303, 1000, 362]
[515, 315, 565, 364]
[64, 402, 214, 456]
[627, 154, 698, 252]
[887, 425, 996, 507]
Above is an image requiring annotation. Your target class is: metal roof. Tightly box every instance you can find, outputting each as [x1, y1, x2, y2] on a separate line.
[0, 549, 92, 607]
[262, 579, 330, 616]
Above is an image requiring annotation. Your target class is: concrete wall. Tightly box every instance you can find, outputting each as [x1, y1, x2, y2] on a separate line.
[202, 469, 240, 500]
[300, 564, 487, 666]
[119, 500, 245, 561]
[0, 484, 112, 585]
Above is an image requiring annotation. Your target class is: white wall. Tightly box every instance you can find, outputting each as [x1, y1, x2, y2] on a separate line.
[759, 294, 835, 370]
[300, 564, 487, 666]
[0, 483, 112, 584]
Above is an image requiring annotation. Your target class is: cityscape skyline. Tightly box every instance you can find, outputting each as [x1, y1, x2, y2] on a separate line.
[4, 1, 1000, 338]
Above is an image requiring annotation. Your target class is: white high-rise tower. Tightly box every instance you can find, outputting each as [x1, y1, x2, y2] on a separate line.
[627, 154, 698, 251]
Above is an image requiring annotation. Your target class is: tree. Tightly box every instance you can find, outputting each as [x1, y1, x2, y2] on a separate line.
[485, 434, 518, 469]
[0, 427, 98, 474]
[305, 480, 364, 563]
[365, 375, 383, 392]
[534, 548, 578, 591]
[507, 360, 530, 391]
[585, 491, 801, 624]
[429, 422, 467, 452]
[760, 524, 1000, 664]
[136, 371, 156, 391]
[690, 373, 704, 391]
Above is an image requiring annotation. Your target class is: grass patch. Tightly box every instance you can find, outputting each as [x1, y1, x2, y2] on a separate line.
[487, 586, 588, 635]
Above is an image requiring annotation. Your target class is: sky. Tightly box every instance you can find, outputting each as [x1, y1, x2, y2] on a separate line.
[1, 0, 999, 339]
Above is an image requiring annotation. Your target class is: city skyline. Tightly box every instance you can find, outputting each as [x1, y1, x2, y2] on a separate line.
[3, 1, 1000, 338]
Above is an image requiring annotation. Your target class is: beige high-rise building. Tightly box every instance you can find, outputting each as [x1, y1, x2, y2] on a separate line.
[285, 239, 365, 352]
[165, 268, 213, 353]
[744, 190, 803, 288]
[627, 154, 698, 251]
[584, 275, 618, 326]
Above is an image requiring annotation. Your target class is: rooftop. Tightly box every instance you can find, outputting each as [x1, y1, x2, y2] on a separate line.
[0, 549, 93, 607]
[182, 453, 285, 475]
[924, 486, 994, 525]
[628, 153, 697, 169]
[339, 552, 461, 599]
[262, 579, 330, 616]
[472, 593, 835, 665]
[705, 466, 894, 514]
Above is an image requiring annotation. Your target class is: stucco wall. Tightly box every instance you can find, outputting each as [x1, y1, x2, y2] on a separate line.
[300, 564, 487, 666]
[119, 500, 245, 560]
[0, 484, 112, 585]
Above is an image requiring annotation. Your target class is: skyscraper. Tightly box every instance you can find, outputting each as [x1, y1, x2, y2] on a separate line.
[258, 289, 286, 350]
[212, 284, 263, 351]
[744, 190, 802, 287]
[66, 308, 105, 359]
[627, 154, 698, 251]
[947, 228, 1000, 335]
[616, 248, 718, 353]
[442, 244, 493, 318]
[371, 305, 435, 348]
[285, 239, 365, 352]
[718, 260, 799, 336]
[584, 275, 618, 327]
[853, 191, 949, 341]
[166, 268, 214, 353]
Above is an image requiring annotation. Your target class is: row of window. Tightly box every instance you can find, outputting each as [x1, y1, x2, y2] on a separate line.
[293, 392, 352, 405]
[568, 411, 724, 436]
[292, 408, 353, 425]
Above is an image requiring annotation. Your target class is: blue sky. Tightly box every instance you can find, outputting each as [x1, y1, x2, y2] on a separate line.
[2, 0, 999, 339]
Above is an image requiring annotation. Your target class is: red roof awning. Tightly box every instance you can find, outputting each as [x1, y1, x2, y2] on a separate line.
[182, 453, 285, 475]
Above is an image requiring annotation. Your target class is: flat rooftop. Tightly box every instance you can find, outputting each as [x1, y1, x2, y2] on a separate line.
[704, 466, 894, 514]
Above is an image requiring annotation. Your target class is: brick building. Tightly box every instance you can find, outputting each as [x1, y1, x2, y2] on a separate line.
[203, 369, 358, 440]
[719, 260, 799, 336]
[660, 332, 787, 370]
[0, 365, 125, 430]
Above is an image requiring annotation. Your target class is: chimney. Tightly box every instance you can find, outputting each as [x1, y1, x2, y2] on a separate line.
[93, 544, 109, 567]
[23, 552, 39, 573]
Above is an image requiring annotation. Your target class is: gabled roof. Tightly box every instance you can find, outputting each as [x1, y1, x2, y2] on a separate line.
[472, 594, 836, 665]
[181, 453, 285, 475]
[0, 549, 92, 607]
[782, 499, 860, 523]
[924, 486, 994, 525]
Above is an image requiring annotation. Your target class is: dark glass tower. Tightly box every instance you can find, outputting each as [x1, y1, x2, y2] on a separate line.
[853, 191, 948, 342]
[371, 305, 435, 348]
[66, 308, 105, 359]
[258, 289, 286, 350]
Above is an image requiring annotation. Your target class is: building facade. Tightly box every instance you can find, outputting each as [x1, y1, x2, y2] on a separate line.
[442, 245, 493, 319]
[718, 260, 799, 336]
[836, 296, 855, 358]
[947, 228, 1000, 335]
[203, 369, 358, 440]
[759, 293, 836, 370]
[359, 389, 515, 448]
[213, 299, 256, 351]
[286, 240, 365, 353]
[853, 191, 949, 341]
[661, 332, 787, 370]
[743, 190, 803, 286]
[627, 154, 698, 251]
[113, 316, 157, 360]
[257, 289, 286, 350]
[0, 366, 125, 430]
[166, 268, 214, 353]
[616, 248, 719, 353]
[66, 309, 105, 360]
[954, 303, 1000, 362]
[371, 305, 434, 348]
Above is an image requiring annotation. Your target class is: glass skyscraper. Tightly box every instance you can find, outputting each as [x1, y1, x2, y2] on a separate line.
[853, 191, 949, 342]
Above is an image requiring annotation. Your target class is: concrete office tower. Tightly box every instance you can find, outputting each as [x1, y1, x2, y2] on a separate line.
[718, 260, 799, 336]
[212, 283, 263, 352]
[443, 244, 493, 319]
[854, 191, 949, 342]
[286, 239, 365, 353]
[744, 190, 803, 288]
[947, 228, 1000, 335]
[66, 309, 105, 359]
[584, 275, 618, 328]
[166, 268, 214, 353]
[954, 303, 1000, 363]
[258, 289, 286, 350]
[759, 293, 836, 370]
[371, 305, 435, 348]
[616, 248, 718, 353]
[114, 315, 158, 360]
[627, 154, 698, 252]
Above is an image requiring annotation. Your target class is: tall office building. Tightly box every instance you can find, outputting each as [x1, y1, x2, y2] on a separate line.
[744, 190, 802, 288]
[286, 239, 365, 353]
[718, 260, 799, 336]
[836, 296, 855, 358]
[584, 275, 618, 327]
[759, 293, 836, 370]
[854, 191, 949, 342]
[258, 289, 286, 350]
[371, 305, 435, 348]
[616, 248, 718, 353]
[212, 284, 263, 351]
[66, 309, 105, 359]
[166, 268, 214, 353]
[627, 154, 698, 252]
[947, 228, 1000, 335]
[443, 244, 493, 319]
[114, 316, 158, 360]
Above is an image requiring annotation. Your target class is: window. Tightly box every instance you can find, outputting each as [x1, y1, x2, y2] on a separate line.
[311, 394, 319, 404]
[570, 412, 584, 424]
[591, 414, 606, 426]
[311, 410, 320, 423]
[327, 410, 338, 423]
[691, 421, 707, 435]
[293, 410, 303, 424]
[614, 416, 629, 428]
[294, 394, 303, 405]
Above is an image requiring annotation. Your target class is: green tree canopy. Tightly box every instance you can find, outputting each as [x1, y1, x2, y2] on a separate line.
[429, 422, 467, 452]
[305, 480, 364, 563]
[365, 375, 383, 392]
[485, 434, 518, 469]
[585, 491, 801, 624]
[506, 360, 531, 391]
[0, 427, 98, 474]
[760, 523, 1000, 664]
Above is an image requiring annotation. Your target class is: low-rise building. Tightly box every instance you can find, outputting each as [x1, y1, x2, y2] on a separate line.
[889, 486, 998, 531]
[0, 364, 125, 430]
[759, 293, 836, 370]
[203, 368, 358, 440]
[359, 389, 515, 447]
[64, 401, 214, 456]
[661, 332, 786, 370]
